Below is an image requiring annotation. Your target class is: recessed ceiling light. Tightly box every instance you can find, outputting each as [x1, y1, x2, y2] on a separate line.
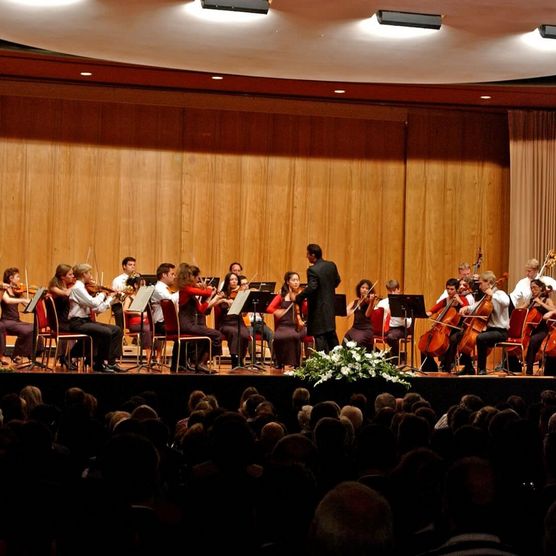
[334, 89, 346, 94]
[211, 75, 224, 80]
[539, 24, 556, 39]
[200, 0, 269, 14]
[480, 95, 492, 100]
[376, 10, 442, 30]
[80, 72, 92, 77]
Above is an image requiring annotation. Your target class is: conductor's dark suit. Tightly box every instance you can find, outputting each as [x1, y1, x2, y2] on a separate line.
[297, 258, 341, 353]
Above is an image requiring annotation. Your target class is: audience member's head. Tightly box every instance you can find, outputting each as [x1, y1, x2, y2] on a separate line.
[307, 481, 393, 556]
[340, 405, 364, 431]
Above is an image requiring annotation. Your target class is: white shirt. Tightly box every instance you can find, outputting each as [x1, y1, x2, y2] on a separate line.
[376, 297, 412, 329]
[111, 272, 130, 292]
[467, 289, 510, 329]
[510, 275, 556, 307]
[68, 280, 113, 319]
[150, 280, 179, 323]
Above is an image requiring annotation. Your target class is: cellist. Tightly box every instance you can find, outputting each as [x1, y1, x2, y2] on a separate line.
[459, 271, 510, 375]
[420, 278, 469, 372]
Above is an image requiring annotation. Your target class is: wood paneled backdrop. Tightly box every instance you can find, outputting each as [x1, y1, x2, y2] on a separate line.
[0, 93, 509, 345]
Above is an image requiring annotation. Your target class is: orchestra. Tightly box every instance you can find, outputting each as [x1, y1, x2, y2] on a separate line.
[1, 249, 555, 376]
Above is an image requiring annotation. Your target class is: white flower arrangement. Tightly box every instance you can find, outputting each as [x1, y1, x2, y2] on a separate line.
[286, 341, 412, 388]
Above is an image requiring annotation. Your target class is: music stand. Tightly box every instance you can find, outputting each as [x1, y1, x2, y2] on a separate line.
[126, 285, 155, 372]
[140, 274, 158, 287]
[22, 287, 48, 370]
[229, 290, 275, 371]
[388, 294, 427, 371]
[202, 276, 220, 289]
[334, 294, 347, 317]
[250, 281, 276, 293]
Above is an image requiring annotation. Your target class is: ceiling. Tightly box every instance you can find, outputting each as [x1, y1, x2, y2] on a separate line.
[2, 0, 556, 108]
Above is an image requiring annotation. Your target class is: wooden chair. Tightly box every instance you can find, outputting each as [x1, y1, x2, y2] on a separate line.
[371, 307, 388, 351]
[44, 295, 93, 372]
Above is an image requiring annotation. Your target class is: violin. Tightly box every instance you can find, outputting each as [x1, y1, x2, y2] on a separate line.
[12, 285, 39, 297]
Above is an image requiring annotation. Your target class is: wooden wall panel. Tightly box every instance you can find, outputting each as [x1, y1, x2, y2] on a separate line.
[0, 93, 509, 342]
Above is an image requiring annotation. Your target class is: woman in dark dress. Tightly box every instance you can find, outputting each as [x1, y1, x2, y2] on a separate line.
[343, 279, 376, 352]
[267, 271, 307, 371]
[176, 263, 222, 373]
[214, 271, 249, 369]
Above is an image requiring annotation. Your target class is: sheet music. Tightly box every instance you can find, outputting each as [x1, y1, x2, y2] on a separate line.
[228, 290, 250, 316]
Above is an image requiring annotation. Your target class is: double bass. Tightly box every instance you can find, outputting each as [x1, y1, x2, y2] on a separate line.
[418, 297, 461, 357]
[541, 317, 556, 358]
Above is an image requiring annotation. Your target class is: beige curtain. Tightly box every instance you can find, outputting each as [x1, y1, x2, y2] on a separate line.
[508, 111, 556, 284]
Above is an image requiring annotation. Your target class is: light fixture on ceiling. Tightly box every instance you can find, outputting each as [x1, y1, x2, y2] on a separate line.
[200, 0, 269, 14]
[539, 24, 556, 39]
[211, 75, 224, 80]
[333, 89, 346, 94]
[480, 95, 492, 100]
[376, 10, 442, 30]
[80, 72, 92, 77]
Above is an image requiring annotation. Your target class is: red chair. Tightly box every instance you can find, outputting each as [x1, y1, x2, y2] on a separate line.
[492, 308, 529, 374]
[44, 295, 93, 372]
[159, 299, 214, 372]
[371, 307, 388, 350]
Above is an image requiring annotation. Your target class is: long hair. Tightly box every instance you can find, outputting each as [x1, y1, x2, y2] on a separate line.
[48, 264, 72, 289]
[222, 272, 239, 296]
[355, 279, 373, 297]
[281, 271, 299, 296]
[176, 263, 200, 289]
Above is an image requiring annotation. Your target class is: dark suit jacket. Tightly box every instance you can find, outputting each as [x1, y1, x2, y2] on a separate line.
[296, 258, 341, 336]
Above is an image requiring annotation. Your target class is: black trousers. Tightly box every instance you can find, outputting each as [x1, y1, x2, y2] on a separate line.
[69, 317, 123, 369]
[314, 330, 339, 354]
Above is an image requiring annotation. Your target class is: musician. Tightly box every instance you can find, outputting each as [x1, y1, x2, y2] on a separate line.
[108, 256, 136, 359]
[343, 279, 375, 352]
[267, 271, 307, 370]
[510, 258, 556, 309]
[48, 263, 78, 369]
[122, 275, 153, 366]
[513, 279, 554, 375]
[420, 278, 470, 373]
[436, 262, 474, 302]
[295, 244, 341, 354]
[0, 267, 34, 365]
[68, 264, 124, 373]
[150, 263, 179, 335]
[376, 279, 412, 362]
[542, 309, 556, 375]
[175, 263, 222, 373]
[459, 271, 510, 375]
[215, 272, 250, 369]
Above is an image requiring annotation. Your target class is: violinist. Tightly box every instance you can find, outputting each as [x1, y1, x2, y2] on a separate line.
[122, 274, 153, 367]
[214, 272, 250, 369]
[110, 256, 137, 347]
[0, 267, 34, 366]
[376, 279, 411, 362]
[239, 276, 275, 360]
[48, 264, 78, 369]
[343, 279, 375, 352]
[68, 263, 124, 373]
[420, 278, 470, 373]
[459, 271, 510, 375]
[267, 271, 307, 371]
[175, 263, 222, 373]
[150, 263, 179, 335]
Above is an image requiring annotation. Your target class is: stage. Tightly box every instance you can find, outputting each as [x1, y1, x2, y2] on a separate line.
[0, 364, 554, 426]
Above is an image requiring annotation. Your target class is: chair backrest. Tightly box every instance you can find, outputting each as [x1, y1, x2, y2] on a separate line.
[44, 295, 60, 335]
[508, 307, 529, 339]
[35, 298, 49, 331]
[160, 299, 179, 336]
[370, 307, 385, 336]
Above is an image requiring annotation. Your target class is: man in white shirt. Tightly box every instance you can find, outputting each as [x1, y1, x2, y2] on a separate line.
[111, 256, 137, 336]
[510, 258, 556, 309]
[69, 263, 124, 373]
[150, 262, 179, 335]
[376, 279, 412, 363]
[459, 271, 510, 375]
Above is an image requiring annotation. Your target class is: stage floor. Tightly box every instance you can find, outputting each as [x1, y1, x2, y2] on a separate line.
[0, 357, 555, 428]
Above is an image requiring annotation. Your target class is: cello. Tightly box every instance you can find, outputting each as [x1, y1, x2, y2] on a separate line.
[541, 317, 556, 358]
[418, 296, 462, 357]
[457, 274, 508, 356]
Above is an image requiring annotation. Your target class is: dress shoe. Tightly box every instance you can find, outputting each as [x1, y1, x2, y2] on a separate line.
[94, 365, 116, 374]
[107, 363, 126, 373]
[195, 364, 211, 374]
[478, 369, 487, 375]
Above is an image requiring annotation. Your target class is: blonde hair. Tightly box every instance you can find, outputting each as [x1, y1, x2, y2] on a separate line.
[73, 263, 92, 279]
[480, 271, 496, 285]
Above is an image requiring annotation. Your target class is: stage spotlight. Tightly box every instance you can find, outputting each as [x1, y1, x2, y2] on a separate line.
[200, 0, 269, 14]
[539, 24, 556, 39]
[376, 10, 442, 30]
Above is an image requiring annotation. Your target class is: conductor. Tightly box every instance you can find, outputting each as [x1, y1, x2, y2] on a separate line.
[295, 243, 341, 353]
